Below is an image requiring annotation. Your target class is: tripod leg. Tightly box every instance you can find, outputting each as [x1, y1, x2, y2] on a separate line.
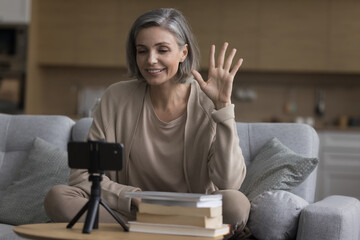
[100, 199, 129, 232]
[67, 201, 89, 229]
[94, 205, 99, 230]
[83, 198, 100, 234]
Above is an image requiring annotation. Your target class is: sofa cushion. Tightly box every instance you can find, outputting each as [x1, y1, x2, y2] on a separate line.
[240, 137, 319, 201]
[0, 137, 69, 225]
[0, 114, 74, 191]
[248, 190, 308, 240]
[72, 117, 92, 141]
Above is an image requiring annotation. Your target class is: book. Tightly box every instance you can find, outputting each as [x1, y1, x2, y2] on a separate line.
[138, 202, 222, 217]
[127, 232, 224, 240]
[129, 221, 230, 238]
[125, 191, 222, 208]
[136, 212, 223, 228]
[142, 199, 222, 208]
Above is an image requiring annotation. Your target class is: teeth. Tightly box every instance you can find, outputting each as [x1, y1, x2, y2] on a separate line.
[148, 69, 162, 73]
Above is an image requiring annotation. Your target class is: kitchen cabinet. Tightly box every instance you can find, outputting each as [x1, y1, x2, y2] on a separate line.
[36, 0, 126, 67]
[30, 0, 360, 72]
[35, 0, 189, 67]
[329, 1, 360, 72]
[25, 0, 360, 116]
[220, 0, 360, 73]
[257, 1, 328, 72]
[220, 1, 260, 70]
[185, 1, 222, 70]
[316, 131, 360, 201]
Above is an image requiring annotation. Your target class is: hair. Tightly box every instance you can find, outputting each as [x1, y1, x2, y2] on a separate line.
[126, 8, 200, 83]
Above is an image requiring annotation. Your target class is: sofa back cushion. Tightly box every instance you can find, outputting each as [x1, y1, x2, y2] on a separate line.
[236, 122, 319, 165]
[0, 137, 69, 225]
[236, 122, 319, 203]
[0, 114, 74, 191]
[72, 117, 93, 142]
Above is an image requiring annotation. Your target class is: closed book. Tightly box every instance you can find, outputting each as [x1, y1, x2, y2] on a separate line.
[127, 232, 224, 240]
[139, 202, 222, 217]
[129, 221, 230, 238]
[125, 191, 222, 202]
[136, 213, 223, 228]
[142, 199, 222, 208]
[125, 191, 222, 208]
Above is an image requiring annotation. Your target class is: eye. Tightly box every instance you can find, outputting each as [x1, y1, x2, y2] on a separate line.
[136, 48, 147, 54]
[158, 47, 169, 54]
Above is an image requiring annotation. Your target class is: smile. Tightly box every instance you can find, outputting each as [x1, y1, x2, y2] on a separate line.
[147, 69, 165, 73]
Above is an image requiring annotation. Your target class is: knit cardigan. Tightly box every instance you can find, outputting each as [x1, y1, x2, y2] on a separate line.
[69, 78, 246, 214]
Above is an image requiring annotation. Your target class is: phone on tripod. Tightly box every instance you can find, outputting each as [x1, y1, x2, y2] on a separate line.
[66, 140, 128, 233]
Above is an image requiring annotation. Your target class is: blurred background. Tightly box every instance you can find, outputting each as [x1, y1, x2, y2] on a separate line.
[0, 0, 359, 200]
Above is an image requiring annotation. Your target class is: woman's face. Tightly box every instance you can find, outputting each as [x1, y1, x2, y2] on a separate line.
[135, 27, 188, 86]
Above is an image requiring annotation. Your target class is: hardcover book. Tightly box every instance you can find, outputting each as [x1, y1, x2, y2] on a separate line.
[136, 212, 223, 228]
[128, 222, 230, 238]
[125, 191, 222, 208]
[138, 202, 222, 217]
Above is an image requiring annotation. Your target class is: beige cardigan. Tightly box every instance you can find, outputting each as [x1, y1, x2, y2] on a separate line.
[69, 79, 246, 213]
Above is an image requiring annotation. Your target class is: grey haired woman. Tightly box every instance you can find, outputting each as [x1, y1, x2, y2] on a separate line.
[45, 8, 250, 240]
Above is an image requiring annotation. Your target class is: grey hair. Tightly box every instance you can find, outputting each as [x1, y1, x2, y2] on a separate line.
[126, 8, 200, 83]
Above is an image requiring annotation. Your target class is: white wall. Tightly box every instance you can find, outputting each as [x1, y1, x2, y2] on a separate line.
[0, 0, 31, 23]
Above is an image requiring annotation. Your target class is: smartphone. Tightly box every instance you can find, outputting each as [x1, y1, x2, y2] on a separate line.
[68, 141, 123, 171]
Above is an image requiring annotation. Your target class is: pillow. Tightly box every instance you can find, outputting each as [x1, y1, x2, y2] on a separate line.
[247, 190, 308, 240]
[0, 137, 69, 225]
[240, 137, 318, 201]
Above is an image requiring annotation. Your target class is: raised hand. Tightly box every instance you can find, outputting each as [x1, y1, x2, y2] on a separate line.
[192, 42, 243, 110]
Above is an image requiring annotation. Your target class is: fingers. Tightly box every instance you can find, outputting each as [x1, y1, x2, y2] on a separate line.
[224, 48, 237, 71]
[217, 42, 228, 68]
[209, 44, 215, 69]
[230, 58, 243, 76]
[191, 70, 206, 89]
[211, 42, 242, 73]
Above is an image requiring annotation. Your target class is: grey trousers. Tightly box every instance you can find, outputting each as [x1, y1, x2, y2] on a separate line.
[44, 185, 250, 228]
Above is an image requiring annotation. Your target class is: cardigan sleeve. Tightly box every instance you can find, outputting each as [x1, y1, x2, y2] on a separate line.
[208, 104, 246, 190]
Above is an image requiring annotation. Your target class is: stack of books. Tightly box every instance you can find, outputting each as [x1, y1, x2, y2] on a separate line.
[125, 191, 229, 239]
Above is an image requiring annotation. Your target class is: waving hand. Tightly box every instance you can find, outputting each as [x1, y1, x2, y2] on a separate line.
[192, 42, 243, 110]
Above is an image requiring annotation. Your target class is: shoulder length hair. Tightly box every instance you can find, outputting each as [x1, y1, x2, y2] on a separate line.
[126, 8, 200, 83]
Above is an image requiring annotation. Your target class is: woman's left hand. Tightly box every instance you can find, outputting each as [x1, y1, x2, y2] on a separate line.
[192, 42, 243, 110]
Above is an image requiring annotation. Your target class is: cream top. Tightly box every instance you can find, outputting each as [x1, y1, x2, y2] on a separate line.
[129, 89, 188, 192]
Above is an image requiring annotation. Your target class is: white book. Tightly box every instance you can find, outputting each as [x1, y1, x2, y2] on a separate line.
[125, 191, 222, 208]
[125, 191, 222, 202]
[142, 199, 222, 208]
[129, 221, 230, 237]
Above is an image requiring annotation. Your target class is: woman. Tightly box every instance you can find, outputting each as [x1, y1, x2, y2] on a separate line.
[45, 8, 250, 239]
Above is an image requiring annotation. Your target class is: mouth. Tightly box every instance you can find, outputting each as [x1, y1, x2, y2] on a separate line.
[146, 68, 165, 74]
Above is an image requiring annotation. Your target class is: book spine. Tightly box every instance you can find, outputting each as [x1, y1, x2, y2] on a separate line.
[142, 199, 222, 208]
[136, 213, 223, 228]
[129, 222, 230, 238]
[139, 203, 222, 217]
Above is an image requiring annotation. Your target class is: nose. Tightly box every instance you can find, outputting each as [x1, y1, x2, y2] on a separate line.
[147, 50, 158, 64]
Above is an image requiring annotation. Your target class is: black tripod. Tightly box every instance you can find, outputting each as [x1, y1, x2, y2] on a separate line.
[66, 172, 129, 233]
[67, 140, 128, 233]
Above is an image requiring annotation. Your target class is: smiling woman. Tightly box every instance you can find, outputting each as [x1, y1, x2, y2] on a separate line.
[126, 8, 199, 83]
[44, 8, 250, 240]
[135, 27, 188, 87]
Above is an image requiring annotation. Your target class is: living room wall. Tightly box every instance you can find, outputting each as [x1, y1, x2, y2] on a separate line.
[25, 0, 360, 129]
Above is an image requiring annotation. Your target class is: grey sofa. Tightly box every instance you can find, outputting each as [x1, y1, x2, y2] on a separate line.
[0, 113, 359, 240]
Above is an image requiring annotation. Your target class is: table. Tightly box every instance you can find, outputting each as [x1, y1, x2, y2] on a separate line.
[13, 223, 222, 240]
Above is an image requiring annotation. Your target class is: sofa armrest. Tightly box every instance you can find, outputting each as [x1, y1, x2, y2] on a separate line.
[296, 195, 360, 240]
